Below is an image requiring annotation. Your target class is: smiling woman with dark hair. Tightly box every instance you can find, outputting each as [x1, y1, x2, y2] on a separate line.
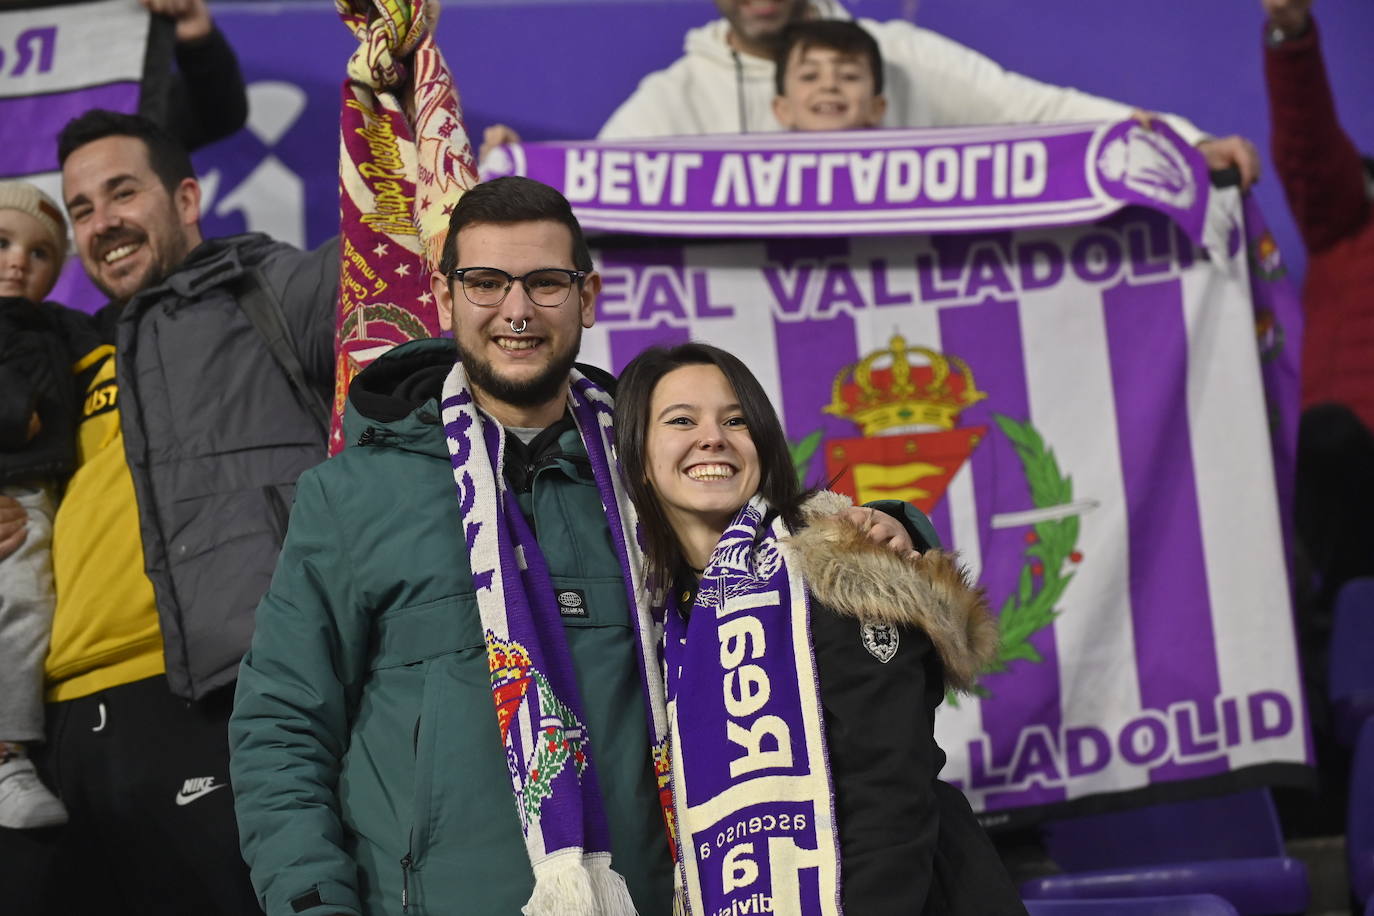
[612, 341, 1026, 915]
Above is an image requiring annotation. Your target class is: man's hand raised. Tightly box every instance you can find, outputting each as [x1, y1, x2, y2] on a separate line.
[1263, 0, 1313, 36]
[139, 0, 214, 43]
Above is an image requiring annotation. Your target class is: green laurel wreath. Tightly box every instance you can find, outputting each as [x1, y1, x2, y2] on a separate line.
[789, 418, 1078, 695]
[984, 413, 1080, 679]
[789, 430, 824, 486]
[519, 670, 588, 826]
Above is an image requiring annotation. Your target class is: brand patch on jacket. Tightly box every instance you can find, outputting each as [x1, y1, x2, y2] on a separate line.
[556, 589, 588, 618]
[861, 622, 899, 663]
[82, 380, 118, 419]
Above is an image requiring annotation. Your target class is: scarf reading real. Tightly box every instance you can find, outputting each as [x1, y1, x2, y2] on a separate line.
[440, 362, 842, 915]
[660, 499, 843, 916]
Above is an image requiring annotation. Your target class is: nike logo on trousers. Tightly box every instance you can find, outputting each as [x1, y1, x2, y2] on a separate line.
[175, 777, 228, 806]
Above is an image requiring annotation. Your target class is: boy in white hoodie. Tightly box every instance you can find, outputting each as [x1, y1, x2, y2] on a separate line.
[771, 19, 887, 132]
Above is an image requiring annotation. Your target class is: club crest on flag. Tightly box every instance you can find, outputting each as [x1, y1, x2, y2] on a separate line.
[821, 334, 987, 512]
[815, 334, 1096, 684]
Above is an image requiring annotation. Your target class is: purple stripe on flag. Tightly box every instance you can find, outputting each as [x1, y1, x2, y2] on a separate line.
[766, 238, 858, 487]
[608, 326, 691, 375]
[0, 82, 139, 177]
[940, 290, 1067, 809]
[775, 311, 858, 489]
[595, 244, 694, 373]
[1103, 278, 1227, 783]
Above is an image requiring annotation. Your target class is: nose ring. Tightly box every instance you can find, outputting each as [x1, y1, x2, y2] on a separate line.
[510, 318, 528, 334]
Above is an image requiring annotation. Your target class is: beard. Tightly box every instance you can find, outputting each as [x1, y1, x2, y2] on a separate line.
[455, 331, 581, 412]
[85, 196, 194, 306]
[86, 229, 188, 306]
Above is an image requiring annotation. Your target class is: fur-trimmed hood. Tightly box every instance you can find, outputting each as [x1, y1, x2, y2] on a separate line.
[783, 491, 998, 693]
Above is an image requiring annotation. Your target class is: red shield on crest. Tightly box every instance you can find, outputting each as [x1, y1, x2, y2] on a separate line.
[825, 426, 986, 513]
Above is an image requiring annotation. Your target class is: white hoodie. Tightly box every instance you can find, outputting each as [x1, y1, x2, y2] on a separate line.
[599, 1, 1203, 144]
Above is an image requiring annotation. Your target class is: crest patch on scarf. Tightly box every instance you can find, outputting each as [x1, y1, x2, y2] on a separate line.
[861, 622, 900, 663]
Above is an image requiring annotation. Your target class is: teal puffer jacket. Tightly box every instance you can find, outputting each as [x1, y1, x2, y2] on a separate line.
[229, 339, 674, 916]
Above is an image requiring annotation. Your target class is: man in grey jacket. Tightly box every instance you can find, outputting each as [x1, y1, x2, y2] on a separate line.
[0, 109, 336, 914]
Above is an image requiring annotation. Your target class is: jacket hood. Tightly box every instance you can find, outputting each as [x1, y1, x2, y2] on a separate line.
[342, 339, 620, 453]
[122, 232, 282, 315]
[343, 337, 456, 452]
[683, 0, 852, 68]
[785, 490, 998, 692]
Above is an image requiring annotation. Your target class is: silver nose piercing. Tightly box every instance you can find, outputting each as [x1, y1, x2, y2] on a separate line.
[510, 318, 528, 334]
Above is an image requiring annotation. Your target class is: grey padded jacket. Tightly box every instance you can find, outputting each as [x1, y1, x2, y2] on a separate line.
[112, 231, 338, 700]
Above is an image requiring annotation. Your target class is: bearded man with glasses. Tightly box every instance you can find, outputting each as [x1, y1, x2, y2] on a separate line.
[228, 176, 673, 916]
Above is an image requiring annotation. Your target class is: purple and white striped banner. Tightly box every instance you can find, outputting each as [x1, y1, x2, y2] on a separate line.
[577, 191, 1309, 823]
[481, 120, 1213, 244]
[0, 0, 150, 310]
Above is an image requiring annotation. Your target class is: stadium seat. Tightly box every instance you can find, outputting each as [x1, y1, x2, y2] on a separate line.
[1024, 895, 1239, 915]
[1331, 578, 1374, 747]
[1019, 790, 1309, 915]
[1351, 718, 1374, 908]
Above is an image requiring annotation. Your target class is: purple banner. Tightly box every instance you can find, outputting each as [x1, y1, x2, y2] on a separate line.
[0, 83, 140, 176]
[481, 119, 1212, 241]
[0, 0, 150, 312]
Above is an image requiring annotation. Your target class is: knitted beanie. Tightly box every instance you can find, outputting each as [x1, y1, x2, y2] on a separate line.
[0, 181, 69, 258]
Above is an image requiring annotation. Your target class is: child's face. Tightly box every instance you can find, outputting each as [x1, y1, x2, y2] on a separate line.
[773, 45, 886, 132]
[0, 209, 61, 302]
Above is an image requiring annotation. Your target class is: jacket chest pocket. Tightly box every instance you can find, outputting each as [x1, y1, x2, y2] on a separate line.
[139, 303, 314, 455]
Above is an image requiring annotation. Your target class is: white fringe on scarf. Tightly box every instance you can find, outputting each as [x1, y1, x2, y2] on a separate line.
[523, 850, 637, 916]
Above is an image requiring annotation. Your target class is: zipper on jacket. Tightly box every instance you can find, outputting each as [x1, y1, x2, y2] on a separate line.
[732, 50, 748, 132]
[357, 426, 376, 447]
[512, 452, 594, 494]
[402, 721, 419, 911]
[401, 824, 415, 912]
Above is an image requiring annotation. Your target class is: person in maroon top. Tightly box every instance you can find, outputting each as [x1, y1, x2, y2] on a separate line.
[1263, 0, 1374, 435]
[1264, 0, 1374, 599]
[1263, 0, 1374, 837]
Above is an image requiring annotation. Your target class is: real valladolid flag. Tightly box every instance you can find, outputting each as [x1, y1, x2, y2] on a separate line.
[334, 0, 477, 453]
[503, 120, 1311, 825]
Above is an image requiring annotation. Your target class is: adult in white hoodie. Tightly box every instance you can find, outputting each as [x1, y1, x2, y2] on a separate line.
[598, 0, 1258, 184]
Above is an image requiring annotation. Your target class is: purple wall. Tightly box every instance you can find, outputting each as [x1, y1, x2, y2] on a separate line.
[202, 0, 1374, 290]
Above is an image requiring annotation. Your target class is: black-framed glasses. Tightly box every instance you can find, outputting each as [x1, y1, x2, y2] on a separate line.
[448, 267, 587, 308]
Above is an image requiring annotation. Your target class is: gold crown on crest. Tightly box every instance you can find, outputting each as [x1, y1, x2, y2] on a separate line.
[824, 334, 988, 435]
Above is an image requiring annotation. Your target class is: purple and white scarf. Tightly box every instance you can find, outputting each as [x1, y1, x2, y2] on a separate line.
[439, 363, 637, 916]
[442, 363, 841, 915]
[660, 498, 843, 916]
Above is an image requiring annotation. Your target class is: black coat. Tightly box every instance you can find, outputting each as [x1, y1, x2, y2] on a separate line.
[681, 498, 1027, 915]
[0, 297, 89, 485]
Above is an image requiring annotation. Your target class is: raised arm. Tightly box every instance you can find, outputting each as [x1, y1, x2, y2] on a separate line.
[875, 20, 1260, 188]
[229, 470, 367, 916]
[1262, 0, 1369, 253]
[141, 0, 249, 150]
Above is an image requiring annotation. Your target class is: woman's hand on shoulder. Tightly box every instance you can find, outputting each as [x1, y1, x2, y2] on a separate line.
[838, 505, 918, 558]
